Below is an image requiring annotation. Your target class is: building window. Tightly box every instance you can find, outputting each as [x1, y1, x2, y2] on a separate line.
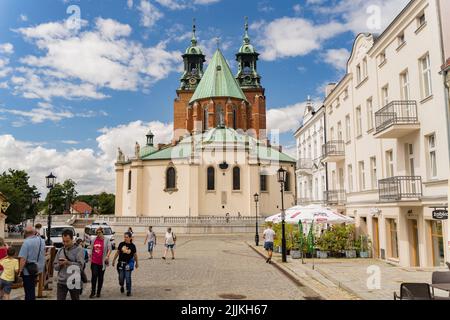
[260, 173, 267, 192]
[386, 150, 394, 178]
[215, 105, 224, 127]
[314, 178, 318, 200]
[356, 64, 362, 84]
[128, 170, 132, 191]
[400, 70, 410, 100]
[370, 157, 377, 189]
[207, 166, 215, 191]
[420, 54, 432, 98]
[378, 51, 386, 66]
[166, 167, 176, 190]
[382, 85, 389, 107]
[284, 172, 291, 192]
[330, 127, 334, 141]
[428, 134, 437, 178]
[386, 219, 399, 259]
[362, 57, 368, 79]
[345, 115, 351, 142]
[397, 32, 405, 47]
[337, 121, 343, 141]
[232, 166, 240, 191]
[347, 165, 353, 193]
[417, 12, 426, 29]
[203, 106, 208, 131]
[366, 98, 373, 131]
[356, 106, 362, 137]
[232, 107, 237, 129]
[358, 161, 365, 191]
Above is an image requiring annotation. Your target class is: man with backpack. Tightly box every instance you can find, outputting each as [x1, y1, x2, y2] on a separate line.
[18, 226, 45, 301]
[162, 227, 176, 260]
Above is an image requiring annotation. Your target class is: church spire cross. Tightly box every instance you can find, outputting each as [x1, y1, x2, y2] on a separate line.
[244, 16, 250, 44]
[191, 18, 197, 46]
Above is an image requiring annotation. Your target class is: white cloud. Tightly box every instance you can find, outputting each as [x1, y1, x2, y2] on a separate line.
[138, 0, 164, 28]
[0, 43, 14, 54]
[293, 4, 302, 13]
[127, 0, 134, 9]
[12, 18, 181, 101]
[0, 120, 173, 195]
[0, 105, 74, 124]
[267, 98, 323, 134]
[155, 0, 187, 10]
[252, 18, 346, 61]
[322, 48, 350, 71]
[20, 14, 28, 22]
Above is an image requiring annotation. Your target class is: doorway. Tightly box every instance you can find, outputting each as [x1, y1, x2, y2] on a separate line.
[408, 219, 420, 267]
[372, 218, 380, 259]
[430, 220, 444, 267]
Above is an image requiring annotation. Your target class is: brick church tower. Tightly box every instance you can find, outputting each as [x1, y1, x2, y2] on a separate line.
[173, 18, 266, 141]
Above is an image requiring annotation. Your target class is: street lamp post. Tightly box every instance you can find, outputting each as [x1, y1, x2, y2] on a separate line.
[254, 193, 259, 246]
[277, 167, 287, 263]
[45, 173, 56, 246]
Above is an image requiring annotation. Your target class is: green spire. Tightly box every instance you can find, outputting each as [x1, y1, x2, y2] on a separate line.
[189, 49, 248, 104]
[243, 16, 250, 45]
[191, 18, 197, 46]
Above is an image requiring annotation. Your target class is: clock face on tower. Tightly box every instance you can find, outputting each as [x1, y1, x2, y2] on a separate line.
[244, 76, 252, 84]
[189, 77, 197, 85]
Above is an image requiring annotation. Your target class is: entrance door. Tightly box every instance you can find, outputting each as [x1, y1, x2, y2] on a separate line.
[409, 219, 420, 267]
[430, 220, 444, 267]
[372, 218, 380, 259]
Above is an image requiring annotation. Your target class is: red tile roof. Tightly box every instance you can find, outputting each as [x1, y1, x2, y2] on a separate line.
[71, 201, 92, 214]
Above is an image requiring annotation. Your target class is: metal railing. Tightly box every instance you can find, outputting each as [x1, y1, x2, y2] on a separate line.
[296, 158, 313, 170]
[323, 190, 346, 205]
[375, 100, 418, 134]
[322, 141, 345, 159]
[378, 176, 422, 201]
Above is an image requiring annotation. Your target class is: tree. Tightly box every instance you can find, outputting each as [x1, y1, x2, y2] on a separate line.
[0, 169, 40, 224]
[44, 179, 78, 215]
[75, 192, 115, 215]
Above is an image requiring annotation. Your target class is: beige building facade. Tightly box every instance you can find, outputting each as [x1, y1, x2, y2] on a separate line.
[0, 192, 8, 239]
[321, 0, 449, 267]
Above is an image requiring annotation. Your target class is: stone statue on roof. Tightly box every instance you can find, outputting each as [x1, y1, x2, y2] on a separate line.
[135, 142, 141, 159]
[117, 147, 125, 162]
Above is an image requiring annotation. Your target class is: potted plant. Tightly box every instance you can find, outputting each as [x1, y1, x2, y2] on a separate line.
[316, 231, 331, 259]
[343, 225, 357, 258]
[290, 231, 302, 259]
[356, 235, 371, 258]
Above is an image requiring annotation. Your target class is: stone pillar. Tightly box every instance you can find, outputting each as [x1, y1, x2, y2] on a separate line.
[115, 166, 124, 216]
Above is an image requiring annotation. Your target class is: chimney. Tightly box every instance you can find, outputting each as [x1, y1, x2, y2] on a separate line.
[325, 83, 337, 97]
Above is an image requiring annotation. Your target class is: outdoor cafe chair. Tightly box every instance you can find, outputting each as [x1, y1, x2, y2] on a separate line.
[431, 271, 450, 299]
[394, 283, 432, 300]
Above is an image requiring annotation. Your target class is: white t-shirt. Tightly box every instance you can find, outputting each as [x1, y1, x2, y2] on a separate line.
[147, 230, 156, 242]
[165, 232, 175, 245]
[263, 228, 276, 243]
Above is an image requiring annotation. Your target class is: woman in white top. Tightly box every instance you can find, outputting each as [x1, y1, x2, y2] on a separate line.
[162, 227, 176, 260]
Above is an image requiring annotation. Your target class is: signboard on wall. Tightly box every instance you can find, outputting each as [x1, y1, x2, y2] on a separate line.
[432, 209, 448, 220]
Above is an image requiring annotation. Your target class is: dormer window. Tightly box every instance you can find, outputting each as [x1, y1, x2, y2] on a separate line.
[397, 32, 406, 49]
[356, 64, 362, 84]
[417, 13, 426, 29]
[378, 51, 387, 67]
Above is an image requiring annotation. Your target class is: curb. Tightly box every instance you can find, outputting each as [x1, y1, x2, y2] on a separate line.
[246, 243, 324, 300]
[312, 267, 365, 300]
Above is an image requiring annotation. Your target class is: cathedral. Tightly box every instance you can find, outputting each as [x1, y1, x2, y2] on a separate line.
[114, 20, 296, 218]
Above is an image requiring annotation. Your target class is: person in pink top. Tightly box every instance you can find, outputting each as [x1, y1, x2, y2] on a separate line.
[0, 237, 8, 273]
[89, 227, 111, 299]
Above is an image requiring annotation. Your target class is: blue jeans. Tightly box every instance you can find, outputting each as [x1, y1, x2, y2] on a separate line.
[22, 275, 37, 301]
[118, 267, 132, 293]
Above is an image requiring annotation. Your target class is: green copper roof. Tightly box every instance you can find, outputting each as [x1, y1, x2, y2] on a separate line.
[238, 17, 256, 54]
[141, 127, 295, 163]
[189, 49, 247, 104]
[185, 20, 203, 55]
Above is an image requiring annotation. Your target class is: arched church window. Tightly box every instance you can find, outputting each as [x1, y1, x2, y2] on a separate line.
[215, 105, 224, 127]
[166, 167, 176, 190]
[233, 166, 240, 191]
[284, 172, 291, 192]
[207, 167, 215, 191]
[243, 61, 251, 74]
[128, 170, 132, 191]
[232, 106, 237, 129]
[203, 106, 208, 132]
[260, 173, 267, 192]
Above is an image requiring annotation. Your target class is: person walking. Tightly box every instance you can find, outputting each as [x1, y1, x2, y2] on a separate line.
[89, 227, 111, 298]
[162, 228, 176, 260]
[144, 226, 156, 259]
[263, 224, 276, 264]
[18, 226, 45, 301]
[0, 247, 19, 300]
[0, 237, 8, 274]
[112, 232, 138, 297]
[53, 229, 85, 300]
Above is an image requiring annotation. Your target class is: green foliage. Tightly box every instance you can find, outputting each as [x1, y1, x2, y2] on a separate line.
[76, 192, 115, 215]
[0, 169, 40, 224]
[354, 235, 372, 252]
[316, 224, 356, 253]
[44, 179, 77, 214]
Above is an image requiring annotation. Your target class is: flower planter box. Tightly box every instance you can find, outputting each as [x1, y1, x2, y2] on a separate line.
[291, 250, 301, 259]
[345, 250, 357, 258]
[359, 251, 370, 258]
[317, 251, 328, 259]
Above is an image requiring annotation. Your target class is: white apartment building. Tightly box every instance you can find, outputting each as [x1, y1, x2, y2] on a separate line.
[322, 0, 450, 267]
[294, 99, 327, 205]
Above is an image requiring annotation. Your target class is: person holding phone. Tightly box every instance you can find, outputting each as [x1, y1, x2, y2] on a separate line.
[89, 227, 111, 299]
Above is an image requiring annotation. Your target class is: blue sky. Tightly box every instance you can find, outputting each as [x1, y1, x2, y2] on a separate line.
[0, 0, 409, 194]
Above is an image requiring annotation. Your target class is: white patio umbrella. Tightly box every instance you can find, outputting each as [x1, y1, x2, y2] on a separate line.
[265, 205, 354, 225]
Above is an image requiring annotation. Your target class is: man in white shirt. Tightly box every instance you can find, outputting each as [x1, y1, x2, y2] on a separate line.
[144, 226, 157, 259]
[263, 224, 276, 264]
[162, 227, 176, 260]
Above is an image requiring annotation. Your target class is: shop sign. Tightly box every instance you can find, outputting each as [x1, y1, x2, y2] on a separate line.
[432, 209, 448, 220]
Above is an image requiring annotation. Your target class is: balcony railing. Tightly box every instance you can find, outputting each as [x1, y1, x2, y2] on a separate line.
[378, 176, 422, 202]
[296, 158, 313, 174]
[375, 101, 419, 138]
[321, 141, 345, 162]
[323, 190, 346, 205]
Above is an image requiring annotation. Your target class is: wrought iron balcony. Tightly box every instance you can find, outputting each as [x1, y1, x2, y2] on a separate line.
[378, 176, 422, 202]
[323, 190, 346, 206]
[321, 141, 345, 163]
[374, 101, 420, 139]
[296, 158, 313, 174]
